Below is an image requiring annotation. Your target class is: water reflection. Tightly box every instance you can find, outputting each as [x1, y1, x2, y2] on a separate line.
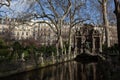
[1, 61, 120, 80]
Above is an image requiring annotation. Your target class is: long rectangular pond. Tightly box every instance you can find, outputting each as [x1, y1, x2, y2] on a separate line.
[0, 60, 120, 80]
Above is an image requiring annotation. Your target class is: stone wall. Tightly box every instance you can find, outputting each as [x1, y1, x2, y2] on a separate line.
[0, 51, 77, 78]
[109, 26, 118, 46]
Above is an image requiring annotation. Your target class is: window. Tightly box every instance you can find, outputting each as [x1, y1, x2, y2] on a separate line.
[26, 32, 28, 35]
[22, 32, 24, 35]
[17, 32, 19, 35]
[44, 28, 46, 31]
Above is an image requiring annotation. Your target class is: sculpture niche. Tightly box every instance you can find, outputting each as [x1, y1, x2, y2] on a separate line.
[74, 25, 102, 54]
[74, 25, 103, 63]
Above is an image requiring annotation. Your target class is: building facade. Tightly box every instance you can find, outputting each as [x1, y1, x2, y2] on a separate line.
[0, 18, 118, 47]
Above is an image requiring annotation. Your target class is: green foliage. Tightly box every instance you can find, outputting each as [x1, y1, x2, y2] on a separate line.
[102, 44, 108, 51]
[0, 38, 58, 61]
[110, 44, 119, 50]
[5, 41, 24, 61]
[103, 44, 119, 55]
[38, 45, 46, 54]
[0, 38, 5, 47]
[0, 49, 11, 62]
[108, 44, 118, 52]
[0, 49, 10, 56]
[27, 45, 36, 54]
[23, 50, 30, 60]
[64, 41, 69, 50]
[0, 38, 9, 49]
[23, 50, 29, 57]
[38, 45, 57, 57]
[0, 38, 11, 62]
[12, 41, 22, 51]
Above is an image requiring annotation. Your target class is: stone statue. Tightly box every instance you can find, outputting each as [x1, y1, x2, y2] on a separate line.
[82, 39, 91, 54]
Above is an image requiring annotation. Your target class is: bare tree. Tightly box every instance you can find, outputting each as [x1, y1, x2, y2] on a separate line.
[98, 0, 110, 47]
[30, 0, 72, 54]
[1, 18, 17, 45]
[66, 0, 89, 54]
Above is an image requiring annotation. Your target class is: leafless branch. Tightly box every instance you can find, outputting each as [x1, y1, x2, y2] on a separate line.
[47, 0, 59, 18]
[32, 21, 57, 34]
[0, 0, 11, 8]
[71, 18, 90, 28]
[61, 0, 72, 21]
[98, 0, 102, 5]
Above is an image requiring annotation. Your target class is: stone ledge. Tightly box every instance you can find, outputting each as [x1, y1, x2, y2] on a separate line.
[0, 54, 76, 78]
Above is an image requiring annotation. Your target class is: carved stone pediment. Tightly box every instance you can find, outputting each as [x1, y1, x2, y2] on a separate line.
[75, 25, 102, 53]
[92, 30, 100, 36]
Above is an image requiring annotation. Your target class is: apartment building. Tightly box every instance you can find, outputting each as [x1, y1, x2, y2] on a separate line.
[0, 17, 118, 46]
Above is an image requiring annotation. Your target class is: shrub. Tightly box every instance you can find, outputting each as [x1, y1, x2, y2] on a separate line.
[102, 44, 119, 55]
[0, 48, 9, 54]
[0, 49, 10, 62]
[22, 50, 30, 60]
[38, 45, 57, 57]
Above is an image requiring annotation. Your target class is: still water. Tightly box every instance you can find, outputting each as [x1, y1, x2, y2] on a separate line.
[1, 61, 120, 80]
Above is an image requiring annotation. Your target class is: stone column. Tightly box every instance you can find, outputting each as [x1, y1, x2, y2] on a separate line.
[39, 53, 44, 65]
[99, 36, 102, 52]
[21, 52, 25, 61]
[92, 37, 95, 54]
[81, 36, 84, 53]
[75, 36, 78, 54]
[64, 47, 67, 61]
[51, 52, 55, 64]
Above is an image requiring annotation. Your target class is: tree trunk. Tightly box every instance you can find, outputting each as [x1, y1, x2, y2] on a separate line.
[57, 23, 64, 55]
[58, 20, 64, 55]
[114, 0, 120, 48]
[102, 0, 110, 47]
[116, 17, 120, 48]
[55, 35, 64, 55]
[68, 27, 72, 55]
[59, 35, 64, 54]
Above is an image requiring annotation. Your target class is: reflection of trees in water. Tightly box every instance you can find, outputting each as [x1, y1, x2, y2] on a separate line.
[96, 62, 111, 80]
[76, 62, 97, 80]
[1, 61, 120, 80]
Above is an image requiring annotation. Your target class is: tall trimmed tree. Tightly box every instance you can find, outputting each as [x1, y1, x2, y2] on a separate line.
[98, 0, 110, 47]
[114, 0, 120, 48]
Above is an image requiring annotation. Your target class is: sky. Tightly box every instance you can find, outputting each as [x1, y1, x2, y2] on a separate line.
[0, 0, 35, 17]
[0, 0, 116, 25]
[80, 0, 116, 25]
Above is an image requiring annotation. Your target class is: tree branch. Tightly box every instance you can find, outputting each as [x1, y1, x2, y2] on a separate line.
[35, 0, 59, 32]
[32, 21, 57, 34]
[0, 0, 11, 7]
[47, 0, 59, 18]
[71, 18, 90, 28]
[61, 0, 72, 21]
[98, 0, 102, 5]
